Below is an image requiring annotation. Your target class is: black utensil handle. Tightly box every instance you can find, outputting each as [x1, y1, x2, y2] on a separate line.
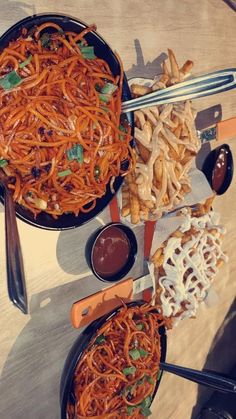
[5, 188, 28, 314]
[160, 362, 236, 394]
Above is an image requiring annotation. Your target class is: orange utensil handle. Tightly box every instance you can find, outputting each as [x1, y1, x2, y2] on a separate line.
[217, 117, 236, 141]
[109, 196, 121, 223]
[71, 278, 133, 329]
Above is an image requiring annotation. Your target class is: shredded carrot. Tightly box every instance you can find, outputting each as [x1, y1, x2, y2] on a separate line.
[0, 22, 132, 218]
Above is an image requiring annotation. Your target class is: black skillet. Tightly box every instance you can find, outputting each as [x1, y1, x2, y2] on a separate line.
[0, 13, 134, 230]
[60, 301, 167, 419]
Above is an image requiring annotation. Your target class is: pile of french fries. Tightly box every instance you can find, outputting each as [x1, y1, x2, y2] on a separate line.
[150, 197, 228, 320]
[121, 49, 201, 224]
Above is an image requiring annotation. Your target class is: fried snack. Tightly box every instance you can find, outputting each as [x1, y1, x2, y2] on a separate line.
[121, 49, 201, 223]
[151, 206, 228, 321]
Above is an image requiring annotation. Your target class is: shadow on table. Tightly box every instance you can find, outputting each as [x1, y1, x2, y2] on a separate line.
[125, 38, 167, 80]
[191, 297, 236, 419]
[56, 215, 104, 275]
[0, 276, 104, 419]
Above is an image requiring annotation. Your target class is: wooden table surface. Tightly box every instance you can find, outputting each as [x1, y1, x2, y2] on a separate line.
[0, 1, 236, 418]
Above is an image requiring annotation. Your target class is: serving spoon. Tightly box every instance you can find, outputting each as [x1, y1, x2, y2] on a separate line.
[121, 68, 236, 113]
[0, 170, 28, 314]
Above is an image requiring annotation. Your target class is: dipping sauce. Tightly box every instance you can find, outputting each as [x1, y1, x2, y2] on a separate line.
[92, 226, 130, 278]
[212, 148, 228, 192]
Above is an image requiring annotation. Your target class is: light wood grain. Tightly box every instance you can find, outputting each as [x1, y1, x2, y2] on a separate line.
[0, 1, 236, 418]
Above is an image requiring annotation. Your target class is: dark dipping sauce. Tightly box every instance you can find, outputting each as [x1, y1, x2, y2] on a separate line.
[212, 148, 228, 192]
[92, 226, 130, 278]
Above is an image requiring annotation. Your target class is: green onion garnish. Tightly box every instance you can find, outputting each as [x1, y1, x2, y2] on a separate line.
[77, 40, 87, 48]
[127, 406, 135, 416]
[66, 144, 83, 163]
[141, 407, 152, 417]
[99, 93, 110, 103]
[139, 348, 148, 357]
[136, 323, 144, 331]
[94, 335, 106, 345]
[141, 396, 152, 409]
[19, 55, 32, 68]
[58, 169, 72, 177]
[129, 348, 141, 361]
[40, 33, 51, 48]
[80, 46, 96, 59]
[146, 376, 154, 385]
[100, 82, 118, 95]
[122, 366, 136, 376]
[0, 70, 22, 90]
[0, 159, 8, 168]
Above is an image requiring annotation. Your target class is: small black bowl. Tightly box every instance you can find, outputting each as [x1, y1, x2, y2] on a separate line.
[201, 144, 233, 195]
[85, 222, 138, 282]
[0, 13, 134, 230]
[60, 301, 167, 419]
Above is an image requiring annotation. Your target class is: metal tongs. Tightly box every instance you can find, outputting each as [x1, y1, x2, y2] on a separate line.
[122, 68, 236, 112]
[0, 170, 28, 314]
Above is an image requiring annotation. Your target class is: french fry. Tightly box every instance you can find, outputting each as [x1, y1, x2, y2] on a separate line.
[154, 152, 164, 184]
[121, 49, 201, 224]
[136, 140, 150, 163]
[131, 84, 152, 96]
[168, 48, 180, 81]
[159, 73, 169, 85]
[162, 60, 170, 76]
[121, 204, 131, 217]
[151, 247, 164, 265]
[180, 60, 194, 76]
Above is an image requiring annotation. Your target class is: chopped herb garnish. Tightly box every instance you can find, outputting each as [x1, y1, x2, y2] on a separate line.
[141, 407, 152, 417]
[157, 370, 162, 381]
[95, 335, 106, 345]
[141, 396, 152, 409]
[122, 366, 136, 376]
[0, 159, 8, 168]
[58, 169, 72, 177]
[127, 406, 135, 416]
[99, 93, 110, 103]
[119, 124, 127, 140]
[40, 32, 51, 48]
[80, 46, 96, 60]
[0, 70, 22, 90]
[77, 40, 86, 48]
[19, 54, 32, 68]
[100, 82, 118, 95]
[146, 376, 154, 385]
[129, 348, 141, 361]
[139, 348, 148, 358]
[94, 165, 100, 179]
[66, 144, 83, 163]
[136, 323, 144, 331]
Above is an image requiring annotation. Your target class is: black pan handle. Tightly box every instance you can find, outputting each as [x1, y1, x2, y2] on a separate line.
[160, 362, 236, 394]
[4, 186, 28, 314]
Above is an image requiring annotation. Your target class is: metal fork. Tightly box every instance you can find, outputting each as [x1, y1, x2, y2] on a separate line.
[0, 171, 28, 314]
[122, 68, 236, 113]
